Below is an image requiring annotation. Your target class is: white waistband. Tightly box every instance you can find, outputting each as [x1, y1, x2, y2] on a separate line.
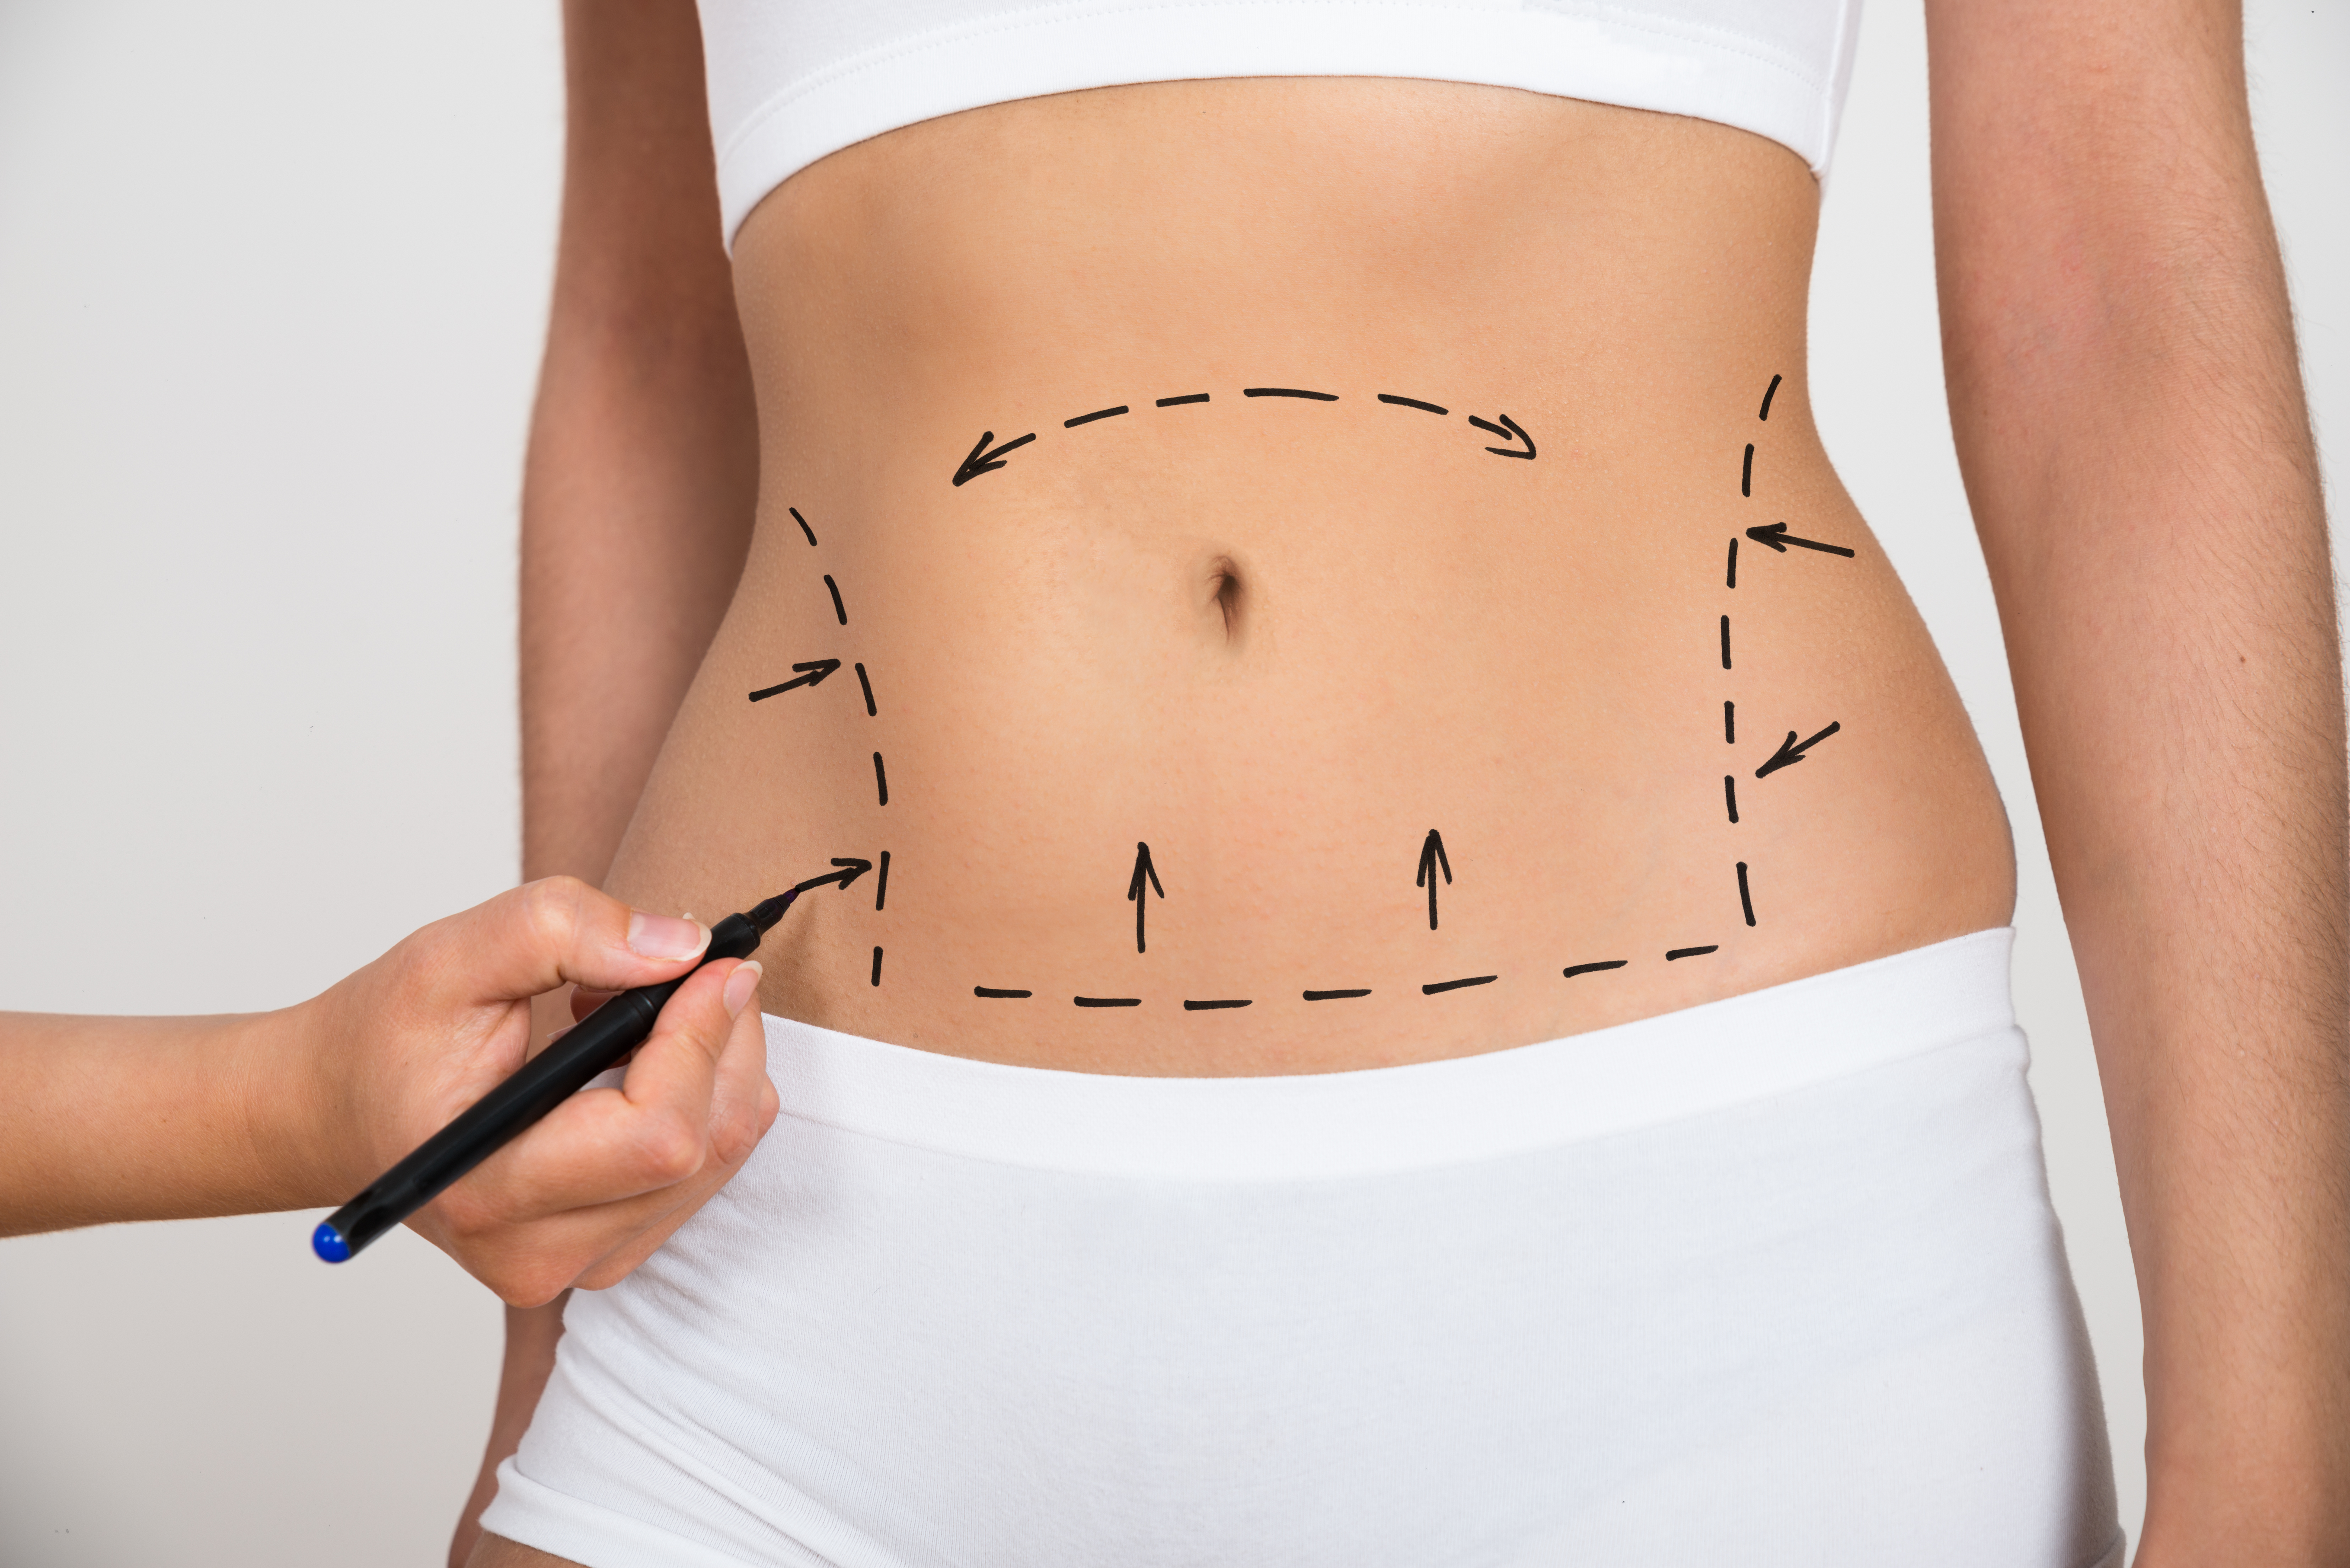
[763, 928, 2018, 1181]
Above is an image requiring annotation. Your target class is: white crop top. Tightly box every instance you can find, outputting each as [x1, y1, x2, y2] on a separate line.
[697, 0, 1862, 245]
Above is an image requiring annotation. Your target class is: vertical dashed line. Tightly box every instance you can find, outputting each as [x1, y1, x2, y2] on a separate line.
[876, 850, 890, 910]
[873, 752, 889, 806]
[1724, 701, 1735, 744]
[855, 663, 877, 716]
[1727, 537, 1739, 588]
[1758, 375, 1782, 421]
[824, 575, 847, 625]
[791, 507, 818, 546]
[871, 946, 884, 986]
[1742, 444, 1754, 497]
[1737, 861, 1756, 926]
[1725, 776, 1739, 823]
[1720, 616, 1732, 669]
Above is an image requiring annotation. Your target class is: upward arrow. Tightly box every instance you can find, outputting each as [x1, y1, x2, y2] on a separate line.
[1416, 829, 1452, 929]
[1127, 842, 1165, 953]
[952, 429, 1038, 487]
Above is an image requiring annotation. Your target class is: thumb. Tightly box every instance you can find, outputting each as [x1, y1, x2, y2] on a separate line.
[415, 877, 712, 1008]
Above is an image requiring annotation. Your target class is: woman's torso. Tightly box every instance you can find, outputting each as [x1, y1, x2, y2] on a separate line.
[603, 77, 2014, 1076]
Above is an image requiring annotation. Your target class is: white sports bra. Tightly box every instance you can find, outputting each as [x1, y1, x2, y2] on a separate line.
[697, 0, 1862, 244]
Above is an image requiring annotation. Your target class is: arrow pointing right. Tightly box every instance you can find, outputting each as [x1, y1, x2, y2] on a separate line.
[952, 429, 1038, 487]
[790, 857, 875, 896]
[748, 659, 843, 702]
[1744, 522, 1855, 558]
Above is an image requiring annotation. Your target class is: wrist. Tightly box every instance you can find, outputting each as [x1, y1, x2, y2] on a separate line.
[235, 993, 357, 1211]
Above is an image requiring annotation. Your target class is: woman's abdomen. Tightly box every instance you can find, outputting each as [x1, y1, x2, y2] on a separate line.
[601, 78, 2014, 1075]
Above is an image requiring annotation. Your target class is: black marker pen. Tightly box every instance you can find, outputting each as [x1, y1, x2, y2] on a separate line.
[313, 886, 802, 1263]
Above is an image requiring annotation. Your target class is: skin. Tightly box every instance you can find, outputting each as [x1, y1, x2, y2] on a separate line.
[0, 877, 779, 1302]
[463, 0, 2350, 1560]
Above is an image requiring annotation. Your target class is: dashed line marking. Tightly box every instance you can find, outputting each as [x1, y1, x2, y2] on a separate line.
[856, 662, 876, 715]
[1378, 394, 1449, 415]
[791, 507, 817, 546]
[1759, 374, 1782, 421]
[1563, 960, 1630, 978]
[1156, 393, 1210, 407]
[1423, 975, 1498, 994]
[1304, 988, 1372, 1001]
[1184, 998, 1253, 1010]
[1720, 615, 1732, 669]
[1738, 861, 1756, 926]
[824, 575, 847, 625]
[1725, 775, 1739, 824]
[1075, 996, 1142, 1008]
[1666, 946, 1719, 961]
[872, 752, 889, 806]
[1065, 405, 1129, 428]
[1244, 387, 1339, 401]
[870, 947, 883, 986]
[975, 987, 1032, 999]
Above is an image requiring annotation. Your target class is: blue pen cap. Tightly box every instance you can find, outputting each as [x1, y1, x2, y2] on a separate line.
[311, 1221, 352, 1263]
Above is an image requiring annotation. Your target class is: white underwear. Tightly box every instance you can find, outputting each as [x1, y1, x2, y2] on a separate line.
[484, 928, 2123, 1568]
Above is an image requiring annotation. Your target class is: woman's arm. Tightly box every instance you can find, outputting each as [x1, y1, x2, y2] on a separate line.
[0, 879, 773, 1290]
[1927, 0, 2350, 1557]
[458, 0, 760, 1559]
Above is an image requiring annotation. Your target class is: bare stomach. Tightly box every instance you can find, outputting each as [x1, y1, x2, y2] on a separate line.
[601, 78, 2014, 1077]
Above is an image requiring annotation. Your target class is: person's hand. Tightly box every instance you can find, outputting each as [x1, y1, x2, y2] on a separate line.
[286, 876, 779, 1304]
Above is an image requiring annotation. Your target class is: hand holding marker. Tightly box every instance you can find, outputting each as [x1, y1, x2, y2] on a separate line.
[316, 860, 872, 1264]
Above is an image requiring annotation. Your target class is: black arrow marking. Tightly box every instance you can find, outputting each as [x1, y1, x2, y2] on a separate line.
[1744, 522, 1855, 558]
[789, 857, 874, 897]
[952, 430, 1036, 487]
[1469, 413, 1535, 459]
[1563, 960, 1629, 978]
[1127, 841, 1164, 953]
[1416, 829, 1452, 930]
[1754, 721, 1842, 779]
[748, 659, 842, 702]
[1424, 974, 1496, 994]
[1759, 373, 1782, 421]
[1379, 393, 1448, 415]
[791, 507, 818, 546]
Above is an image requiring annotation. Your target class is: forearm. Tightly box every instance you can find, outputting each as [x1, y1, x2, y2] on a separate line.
[0, 1008, 326, 1235]
[1931, 0, 2350, 1552]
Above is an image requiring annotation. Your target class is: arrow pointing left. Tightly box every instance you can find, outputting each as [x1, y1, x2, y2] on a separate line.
[749, 660, 843, 702]
[953, 429, 1038, 487]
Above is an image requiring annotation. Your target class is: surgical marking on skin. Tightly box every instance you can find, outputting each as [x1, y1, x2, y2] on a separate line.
[791, 507, 818, 546]
[855, 662, 877, 715]
[1746, 522, 1854, 559]
[1424, 975, 1498, 994]
[824, 575, 847, 625]
[1185, 998, 1253, 1010]
[1469, 413, 1536, 459]
[1742, 443, 1754, 497]
[749, 660, 842, 701]
[1379, 394, 1449, 415]
[871, 947, 884, 986]
[1076, 996, 1143, 1008]
[1725, 701, 1735, 744]
[1738, 861, 1756, 927]
[1563, 960, 1630, 978]
[1755, 722, 1841, 779]
[1304, 988, 1372, 1001]
[1065, 405, 1129, 428]
[1759, 375, 1782, 421]
[1727, 537, 1739, 588]
[1244, 387, 1339, 401]
[1666, 946, 1719, 961]
[951, 430, 1037, 486]
[1157, 393, 1210, 407]
[873, 752, 889, 805]
[1416, 829, 1452, 930]
[876, 850, 890, 911]
[1721, 615, 1732, 669]
[1128, 841, 1165, 954]
[1725, 775, 1739, 824]
[976, 987, 1033, 999]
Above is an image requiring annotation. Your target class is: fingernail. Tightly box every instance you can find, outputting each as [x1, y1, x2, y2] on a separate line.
[628, 912, 708, 960]
[723, 961, 763, 1018]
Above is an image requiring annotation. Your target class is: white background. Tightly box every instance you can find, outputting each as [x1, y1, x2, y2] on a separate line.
[0, 3, 2341, 1563]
